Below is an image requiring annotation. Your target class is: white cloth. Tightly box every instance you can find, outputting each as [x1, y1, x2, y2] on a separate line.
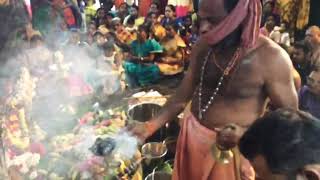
[269, 26, 291, 47]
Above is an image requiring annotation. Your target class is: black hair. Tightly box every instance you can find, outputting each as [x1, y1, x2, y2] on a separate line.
[166, 4, 176, 12]
[165, 22, 180, 33]
[146, 12, 158, 18]
[100, 0, 114, 10]
[138, 25, 150, 37]
[93, 31, 104, 38]
[264, 1, 275, 9]
[240, 108, 320, 174]
[224, 0, 239, 13]
[127, 15, 136, 25]
[95, 7, 105, 16]
[293, 41, 310, 55]
[130, 4, 139, 11]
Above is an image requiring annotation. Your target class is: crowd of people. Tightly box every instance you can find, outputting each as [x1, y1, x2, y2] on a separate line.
[259, 0, 320, 119]
[17, 0, 319, 119]
[2, 0, 320, 179]
[26, 0, 198, 91]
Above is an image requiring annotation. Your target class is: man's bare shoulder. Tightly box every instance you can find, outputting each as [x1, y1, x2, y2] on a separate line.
[254, 35, 293, 71]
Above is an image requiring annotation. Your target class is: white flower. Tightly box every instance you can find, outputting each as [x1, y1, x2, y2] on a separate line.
[29, 171, 38, 179]
[20, 165, 29, 174]
[29, 153, 40, 166]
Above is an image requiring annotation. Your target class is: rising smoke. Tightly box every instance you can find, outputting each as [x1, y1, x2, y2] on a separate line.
[0, 1, 139, 179]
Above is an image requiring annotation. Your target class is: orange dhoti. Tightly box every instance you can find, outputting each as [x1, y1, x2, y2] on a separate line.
[173, 112, 255, 180]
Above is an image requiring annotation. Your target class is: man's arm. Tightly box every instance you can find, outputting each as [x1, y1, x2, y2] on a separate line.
[147, 65, 197, 133]
[146, 43, 206, 133]
[128, 40, 209, 139]
[264, 45, 299, 109]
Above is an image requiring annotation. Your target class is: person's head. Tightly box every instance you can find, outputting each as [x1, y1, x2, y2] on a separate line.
[88, 21, 97, 35]
[30, 34, 44, 48]
[100, 0, 114, 11]
[119, 2, 128, 13]
[129, 5, 139, 18]
[265, 15, 276, 31]
[137, 25, 150, 42]
[184, 15, 193, 27]
[149, 2, 159, 14]
[307, 69, 320, 96]
[93, 31, 106, 46]
[127, 15, 136, 27]
[305, 26, 320, 50]
[106, 12, 115, 25]
[145, 12, 158, 25]
[112, 17, 123, 32]
[102, 41, 115, 57]
[165, 5, 176, 19]
[292, 41, 309, 64]
[96, 8, 106, 19]
[68, 29, 81, 45]
[198, 0, 241, 49]
[165, 22, 179, 39]
[262, 1, 274, 15]
[240, 108, 320, 180]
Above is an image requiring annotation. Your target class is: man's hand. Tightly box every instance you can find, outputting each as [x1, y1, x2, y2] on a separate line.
[126, 121, 158, 142]
[215, 123, 246, 150]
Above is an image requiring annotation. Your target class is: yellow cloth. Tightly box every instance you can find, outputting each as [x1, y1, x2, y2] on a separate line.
[117, 29, 135, 44]
[276, 0, 310, 30]
[131, 166, 143, 180]
[135, 17, 145, 27]
[293, 68, 301, 91]
[85, 5, 97, 24]
[157, 35, 186, 75]
[98, 25, 110, 35]
[153, 24, 166, 41]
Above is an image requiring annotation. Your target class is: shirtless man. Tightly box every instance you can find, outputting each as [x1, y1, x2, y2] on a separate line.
[128, 0, 298, 179]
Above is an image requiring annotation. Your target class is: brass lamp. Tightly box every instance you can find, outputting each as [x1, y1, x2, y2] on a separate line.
[211, 143, 234, 164]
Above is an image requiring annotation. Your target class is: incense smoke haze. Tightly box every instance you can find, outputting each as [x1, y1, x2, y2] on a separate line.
[0, 1, 139, 178]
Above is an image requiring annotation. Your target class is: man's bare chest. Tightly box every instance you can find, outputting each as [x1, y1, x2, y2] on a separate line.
[201, 57, 264, 99]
